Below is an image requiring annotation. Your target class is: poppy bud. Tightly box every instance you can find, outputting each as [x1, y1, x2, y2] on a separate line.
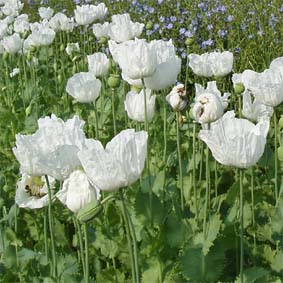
[108, 74, 121, 89]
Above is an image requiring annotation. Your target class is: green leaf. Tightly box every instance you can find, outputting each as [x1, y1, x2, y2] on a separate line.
[93, 230, 119, 258]
[271, 197, 283, 235]
[235, 267, 269, 283]
[181, 243, 225, 282]
[2, 246, 17, 269]
[152, 170, 165, 197]
[96, 267, 125, 283]
[271, 251, 283, 273]
[194, 213, 222, 255]
[142, 259, 163, 283]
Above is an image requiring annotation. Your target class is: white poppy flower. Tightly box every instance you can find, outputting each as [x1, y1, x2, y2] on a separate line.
[241, 69, 283, 107]
[13, 14, 30, 34]
[199, 111, 269, 168]
[269, 57, 283, 78]
[108, 38, 157, 80]
[65, 42, 80, 55]
[87, 52, 109, 77]
[192, 81, 230, 124]
[57, 170, 99, 213]
[121, 72, 142, 87]
[242, 90, 273, 122]
[48, 13, 74, 32]
[74, 3, 108, 26]
[144, 39, 181, 90]
[108, 13, 144, 43]
[0, 19, 9, 38]
[2, 0, 23, 17]
[124, 89, 156, 122]
[188, 51, 233, 77]
[2, 33, 22, 54]
[92, 22, 110, 39]
[15, 174, 55, 209]
[78, 129, 147, 192]
[13, 115, 87, 181]
[38, 7, 54, 20]
[166, 84, 188, 112]
[66, 72, 101, 103]
[29, 25, 55, 46]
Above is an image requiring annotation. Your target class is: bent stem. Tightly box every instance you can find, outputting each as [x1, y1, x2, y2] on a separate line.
[119, 190, 136, 283]
[83, 223, 90, 283]
[239, 169, 244, 283]
[176, 112, 184, 211]
[45, 175, 57, 279]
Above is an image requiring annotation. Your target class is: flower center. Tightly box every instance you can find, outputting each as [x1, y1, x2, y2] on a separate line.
[25, 176, 46, 198]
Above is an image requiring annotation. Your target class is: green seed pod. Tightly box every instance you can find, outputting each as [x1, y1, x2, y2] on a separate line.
[72, 65, 77, 74]
[22, 31, 29, 39]
[88, 35, 94, 42]
[99, 36, 108, 44]
[29, 45, 36, 53]
[185, 38, 194, 46]
[26, 51, 32, 61]
[77, 200, 103, 223]
[60, 44, 65, 52]
[57, 74, 62, 83]
[234, 83, 245, 95]
[278, 116, 283, 128]
[146, 21, 153, 30]
[277, 146, 283, 161]
[108, 74, 121, 89]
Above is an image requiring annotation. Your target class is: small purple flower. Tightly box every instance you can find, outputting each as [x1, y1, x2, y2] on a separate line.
[148, 7, 155, 13]
[167, 23, 173, 29]
[153, 23, 160, 30]
[226, 15, 234, 22]
[159, 16, 165, 22]
[185, 30, 194, 37]
[181, 51, 187, 59]
[158, 0, 163, 4]
[170, 16, 176, 22]
[179, 27, 186, 34]
[207, 24, 213, 31]
[218, 29, 227, 38]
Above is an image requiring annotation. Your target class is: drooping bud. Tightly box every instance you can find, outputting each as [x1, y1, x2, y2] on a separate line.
[234, 82, 245, 94]
[76, 199, 103, 223]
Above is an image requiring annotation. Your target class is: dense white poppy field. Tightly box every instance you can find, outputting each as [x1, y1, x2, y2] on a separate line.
[0, 0, 283, 282]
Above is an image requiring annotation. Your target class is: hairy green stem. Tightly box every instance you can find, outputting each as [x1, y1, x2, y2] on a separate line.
[274, 111, 278, 203]
[45, 175, 57, 279]
[176, 112, 184, 211]
[111, 88, 117, 135]
[83, 223, 89, 283]
[239, 169, 244, 283]
[119, 190, 136, 283]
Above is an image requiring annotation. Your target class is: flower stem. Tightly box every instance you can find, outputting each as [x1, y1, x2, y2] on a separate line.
[239, 169, 244, 283]
[203, 145, 210, 237]
[44, 207, 49, 260]
[250, 168, 256, 251]
[45, 175, 57, 279]
[176, 112, 184, 211]
[83, 223, 89, 283]
[193, 122, 199, 221]
[163, 97, 167, 203]
[73, 217, 86, 278]
[93, 102, 99, 139]
[119, 190, 136, 283]
[274, 111, 278, 203]
[111, 88, 117, 135]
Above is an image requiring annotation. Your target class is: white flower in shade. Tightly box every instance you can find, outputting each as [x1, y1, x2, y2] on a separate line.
[9, 67, 19, 77]
[241, 69, 283, 107]
[109, 38, 157, 80]
[269, 57, 283, 78]
[2, 33, 22, 54]
[29, 25, 55, 46]
[0, 19, 9, 38]
[108, 13, 144, 43]
[242, 90, 273, 122]
[65, 42, 80, 55]
[57, 170, 99, 213]
[74, 3, 108, 26]
[124, 89, 156, 122]
[92, 22, 110, 39]
[78, 129, 147, 192]
[121, 72, 142, 87]
[144, 39, 181, 90]
[188, 51, 233, 77]
[87, 52, 109, 77]
[66, 72, 101, 103]
[16, 174, 55, 209]
[48, 13, 74, 32]
[199, 111, 269, 168]
[192, 81, 230, 124]
[166, 84, 188, 112]
[13, 14, 30, 34]
[2, 0, 23, 17]
[13, 115, 87, 181]
[38, 7, 54, 20]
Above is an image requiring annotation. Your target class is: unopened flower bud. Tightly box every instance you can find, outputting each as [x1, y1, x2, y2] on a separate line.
[185, 38, 194, 46]
[166, 84, 188, 112]
[29, 45, 36, 53]
[60, 44, 65, 52]
[108, 74, 121, 89]
[99, 36, 108, 44]
[77, 199, 103, 223]
[234, 83, 245, 94]
[146, 21, 153, 30]
[2, 52, 9, 60]
[57, 74, 62, 83]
